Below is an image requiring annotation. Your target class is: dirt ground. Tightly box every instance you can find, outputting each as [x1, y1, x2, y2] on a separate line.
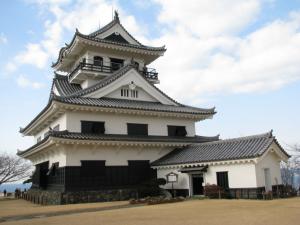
[0, 198, 299, 225]
[0, 198, 128, 217]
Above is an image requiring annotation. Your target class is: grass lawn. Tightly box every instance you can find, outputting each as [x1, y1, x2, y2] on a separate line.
[0, 198, 299, 225]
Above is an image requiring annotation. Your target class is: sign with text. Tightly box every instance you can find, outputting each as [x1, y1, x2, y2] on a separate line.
[166, 172, 178, 183]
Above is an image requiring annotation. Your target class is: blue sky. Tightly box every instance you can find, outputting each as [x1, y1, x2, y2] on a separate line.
[0, 0, 300, 154]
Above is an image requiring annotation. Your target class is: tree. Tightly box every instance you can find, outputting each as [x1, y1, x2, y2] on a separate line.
[281, 144, 300, 187]
[0, 153, 32, 185]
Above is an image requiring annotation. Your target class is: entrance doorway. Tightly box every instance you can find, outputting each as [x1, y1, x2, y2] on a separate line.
[264, 168, 272, 191]
[192, 175, 204, 195]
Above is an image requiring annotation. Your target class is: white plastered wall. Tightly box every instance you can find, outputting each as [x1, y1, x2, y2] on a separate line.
[34, 113, 67, 142]
[157, 162, 258, 192]
[65, 145, 173, 166]
[205, 163, 257, 188]
[30, 146, 67, 168]
[255, 144, 283, 187]
[66, 111, 196, 136]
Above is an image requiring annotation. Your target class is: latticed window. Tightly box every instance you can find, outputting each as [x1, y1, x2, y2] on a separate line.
[81, 121, 105, 134]
[93, 56, 103, 66]
[167, 125, 187, 137]
[121, 89, 138, 98]
[127, 123, 148, 136]
[216, 171, 229, 189]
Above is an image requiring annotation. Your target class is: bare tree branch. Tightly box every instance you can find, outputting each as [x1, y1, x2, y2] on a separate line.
[0, 153, 32, 185]
[281, 144, 300, 187]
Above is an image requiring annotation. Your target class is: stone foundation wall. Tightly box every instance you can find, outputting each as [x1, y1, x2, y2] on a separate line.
[22, 187, 160, 205]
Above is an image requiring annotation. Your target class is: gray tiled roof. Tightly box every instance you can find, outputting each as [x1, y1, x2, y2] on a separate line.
[56, 65, 192, 108]
[52, 18, 165, 68]
[88, 14, 142, 45]
[53, 73, 82, 96]
[17, 130, 219, 156]
[53, 96, 215, 115]
[151, 131, 290, 166]
[21, 66, 215, 134]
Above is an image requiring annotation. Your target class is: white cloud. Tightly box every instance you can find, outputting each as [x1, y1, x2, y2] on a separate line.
[0, 33, 8, 44]
[8, 0, 300, 102]
[8, 0, 143, 72]
[150, 1, 300, 103]
[16, 75, 45, 89]
[155, 0, 261, 37]
[15, 43, 49, 69]
[4, 62, 17, 74]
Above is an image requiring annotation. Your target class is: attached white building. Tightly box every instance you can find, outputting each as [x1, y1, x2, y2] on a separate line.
[152, 131, 289, 198]
[18, 12, 289, 204]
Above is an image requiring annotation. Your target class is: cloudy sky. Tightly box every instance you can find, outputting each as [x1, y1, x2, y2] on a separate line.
[0, 0, 300, 154]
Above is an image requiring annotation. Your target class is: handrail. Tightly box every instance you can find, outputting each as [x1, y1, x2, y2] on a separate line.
[68, 62, 158, 81]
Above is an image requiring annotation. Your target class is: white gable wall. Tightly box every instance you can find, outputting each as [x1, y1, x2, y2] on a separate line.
[96, 23, 140, 45]
[85, 68, 177, 105]
[105, 86, 158, 102]
[255, 144, 283, 187]
[66, 111, 196, 136]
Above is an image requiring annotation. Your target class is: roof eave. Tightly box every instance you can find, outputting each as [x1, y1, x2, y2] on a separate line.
[20, 101, 63, 136]
[52, 32, 166, 70]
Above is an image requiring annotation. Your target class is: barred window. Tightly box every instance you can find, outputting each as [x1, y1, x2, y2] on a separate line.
[127, 123, 148, 136]
[81, 121, 105, 134]
[167, 126, 187, 137]
[216, 171, 229, 189]
[121, 89, 138, 98]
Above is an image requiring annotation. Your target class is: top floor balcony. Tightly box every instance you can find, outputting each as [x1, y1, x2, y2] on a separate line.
[68, 59, 159, 84]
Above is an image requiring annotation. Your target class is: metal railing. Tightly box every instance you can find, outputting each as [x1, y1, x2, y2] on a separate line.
[68, 60, 158, 81]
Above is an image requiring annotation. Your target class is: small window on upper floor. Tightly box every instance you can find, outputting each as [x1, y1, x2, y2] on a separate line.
[121, 88, 129, 97]
[121, 89, 138, 98]
[94, 56, 103, 66]
[127, 123, 148, 136]
[167, 126, 187, 137]
[110, 58, 124, 71]
[134, 61, 139, 70]
[81, 121, 105, 134]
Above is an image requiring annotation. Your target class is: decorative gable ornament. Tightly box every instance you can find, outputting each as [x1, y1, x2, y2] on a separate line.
[128, 81, 136, 90]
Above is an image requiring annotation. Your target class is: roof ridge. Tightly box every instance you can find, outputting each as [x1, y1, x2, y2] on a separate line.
[191, 131, 273, 146]
[88, 11, 142, 46]
[78, 33, 165, 50]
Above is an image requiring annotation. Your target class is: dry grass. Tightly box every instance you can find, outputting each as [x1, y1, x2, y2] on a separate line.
[0, 198, 299, 225]
[0, 198, 128, 217]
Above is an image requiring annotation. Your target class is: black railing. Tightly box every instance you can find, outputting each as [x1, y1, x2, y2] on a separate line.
[68, 62, 158, 81]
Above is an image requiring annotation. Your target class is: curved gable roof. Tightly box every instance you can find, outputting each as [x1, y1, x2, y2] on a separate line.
[53, 73, 82, 96]
[52, 13, 166, 68]
[88, 11, 142, 45]
[151, 131, 290, 166]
